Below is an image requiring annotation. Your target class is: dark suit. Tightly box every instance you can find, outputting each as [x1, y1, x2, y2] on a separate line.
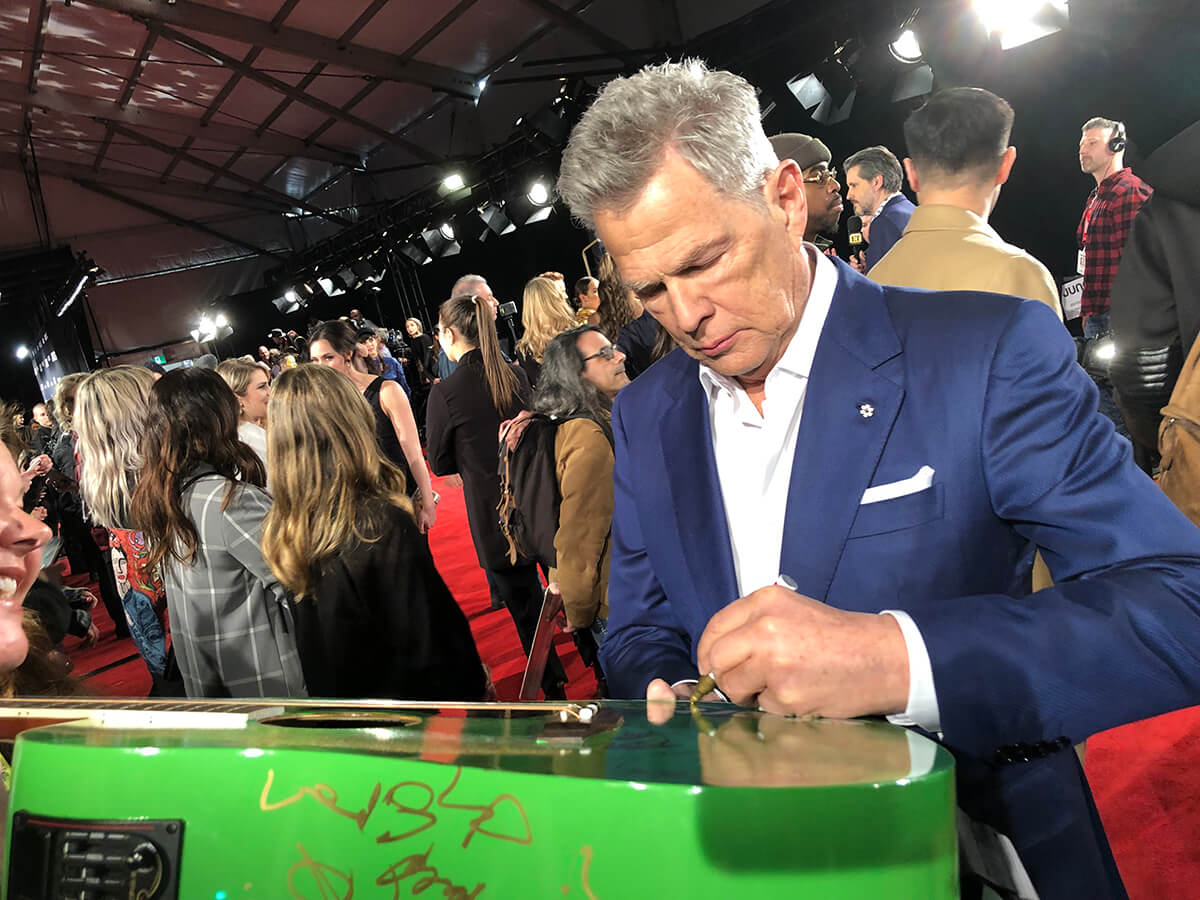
[601, 261, 1200, 898]
[865, 192, 916, 271]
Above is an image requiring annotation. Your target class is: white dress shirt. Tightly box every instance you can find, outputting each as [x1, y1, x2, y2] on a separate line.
[698, 249, 941, 730]
[873, 192, 904, 217]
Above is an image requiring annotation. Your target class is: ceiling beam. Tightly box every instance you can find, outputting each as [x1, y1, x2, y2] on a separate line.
[94, 24, 160, 170]
[516, 0, 637, 64]
[72, 180, 277, 258]
[104, 122, 352, 225]
[156, 26, 441, 165]
[0, 153, 291, 213]
[24, 0, 51, 94]
[76, 0, 482, 100]
[0, 81, 361, 168]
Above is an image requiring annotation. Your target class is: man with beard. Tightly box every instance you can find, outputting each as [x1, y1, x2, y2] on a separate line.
[768, 133, 842, 251]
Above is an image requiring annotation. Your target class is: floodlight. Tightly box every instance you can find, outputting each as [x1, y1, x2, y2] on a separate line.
[890, 29, 923, 63]
[15, 345, 29, 360]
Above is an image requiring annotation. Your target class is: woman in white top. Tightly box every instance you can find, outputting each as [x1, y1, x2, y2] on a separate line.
[217, 360, 271, 474]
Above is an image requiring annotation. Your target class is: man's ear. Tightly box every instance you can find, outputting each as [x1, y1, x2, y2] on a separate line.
[902, 158, 920, 195]
[765, 159, 808, 248]
[872, 173, 886, 194]
[995, 146, 1017, 186]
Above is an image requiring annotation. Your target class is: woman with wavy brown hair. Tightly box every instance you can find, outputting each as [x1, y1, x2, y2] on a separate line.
[130, 367, 305, 698]
[262, 365, 485, 699]
[515, 276, 577, 387]
[592, 253, 643, 342]
[427, 292, 567, 699]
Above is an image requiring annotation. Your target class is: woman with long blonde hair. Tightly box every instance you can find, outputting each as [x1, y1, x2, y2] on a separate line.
[263, 365, 485, 699]
[515, 276, 577, 387]
[75, 366, 177, 690]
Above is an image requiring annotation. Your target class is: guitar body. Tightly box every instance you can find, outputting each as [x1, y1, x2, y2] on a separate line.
[3, 699, 957, 899]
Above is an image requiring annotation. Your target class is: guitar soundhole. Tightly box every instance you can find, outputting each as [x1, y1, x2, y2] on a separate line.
[259, 712, 424, 729]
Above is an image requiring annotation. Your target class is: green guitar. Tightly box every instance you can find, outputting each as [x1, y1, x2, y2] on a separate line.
[2, 698, 956, 898]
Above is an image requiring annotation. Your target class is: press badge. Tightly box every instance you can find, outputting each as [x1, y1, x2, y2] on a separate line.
[1077, 249, 1086, 274]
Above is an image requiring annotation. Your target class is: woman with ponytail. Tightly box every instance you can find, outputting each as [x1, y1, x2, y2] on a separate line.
[426, 292, 567, 699]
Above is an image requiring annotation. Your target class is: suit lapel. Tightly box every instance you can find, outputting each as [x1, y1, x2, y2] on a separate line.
[656, 370, 739, 612]
[780, 265, 905, 602]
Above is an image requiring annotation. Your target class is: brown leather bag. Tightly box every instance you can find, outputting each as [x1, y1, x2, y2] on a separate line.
[1158, 334, 1200, 526]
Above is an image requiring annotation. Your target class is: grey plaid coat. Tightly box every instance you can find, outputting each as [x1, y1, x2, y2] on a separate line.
[161, 471, 307, 698]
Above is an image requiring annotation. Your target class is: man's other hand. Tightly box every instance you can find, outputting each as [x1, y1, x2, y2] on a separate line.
[695, 585, 910, 718]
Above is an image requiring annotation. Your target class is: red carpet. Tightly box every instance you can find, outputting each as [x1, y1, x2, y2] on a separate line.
[63, 475, 1195, 899]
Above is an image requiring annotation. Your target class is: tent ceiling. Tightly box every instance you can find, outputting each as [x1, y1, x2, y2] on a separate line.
[0, 0, 877, 353]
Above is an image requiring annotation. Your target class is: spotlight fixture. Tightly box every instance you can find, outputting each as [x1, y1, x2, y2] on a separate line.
[421, 225, 461, 258]
[889, 29, 923, 63]
[15, 345, 29, 360]
[974, 0, 1069, 50]
[442, 173, 466, 192]
[399, 239, 432, 266]
[527, 180, 550, 205]
[478, 201, 515, 238]
[273, 293, 302, 314]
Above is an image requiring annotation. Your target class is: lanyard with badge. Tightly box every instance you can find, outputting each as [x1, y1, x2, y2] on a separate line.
[1078, 190, 1101, 275]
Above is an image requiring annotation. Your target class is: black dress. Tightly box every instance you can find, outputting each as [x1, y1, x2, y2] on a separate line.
[425, 349, 566, 696]
[291, 501, 487, 700]
[362, 376, 414, 491]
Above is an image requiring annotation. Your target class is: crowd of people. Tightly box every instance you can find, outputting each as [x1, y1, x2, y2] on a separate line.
[3, 56, 1200, 899]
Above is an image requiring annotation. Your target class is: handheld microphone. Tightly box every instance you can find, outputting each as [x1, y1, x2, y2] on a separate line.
[848, 215, 867, 249]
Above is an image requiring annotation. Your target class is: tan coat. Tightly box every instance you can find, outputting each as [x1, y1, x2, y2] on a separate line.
[548, 418, 613, 628]
[870, 205, 1064, 320]
[871, 203, 1061, 590]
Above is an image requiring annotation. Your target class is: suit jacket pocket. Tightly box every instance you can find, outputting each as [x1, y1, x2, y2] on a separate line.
[848, 484, 944, 538]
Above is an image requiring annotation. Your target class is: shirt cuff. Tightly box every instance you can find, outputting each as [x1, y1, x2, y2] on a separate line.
[880, 610, 941, 733]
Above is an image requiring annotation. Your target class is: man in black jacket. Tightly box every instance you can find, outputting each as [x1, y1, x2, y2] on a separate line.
[1109, 121, 1200, 471]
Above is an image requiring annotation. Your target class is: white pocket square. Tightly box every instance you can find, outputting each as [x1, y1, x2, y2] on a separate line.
[860, 466, 936, 505]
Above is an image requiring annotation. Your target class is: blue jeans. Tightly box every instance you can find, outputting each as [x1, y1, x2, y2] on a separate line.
[1083, 312, 1131, 440]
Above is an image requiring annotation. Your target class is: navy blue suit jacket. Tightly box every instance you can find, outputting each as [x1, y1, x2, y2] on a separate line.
[601, 261, 1200, 898]
[865, 193, 915, 271]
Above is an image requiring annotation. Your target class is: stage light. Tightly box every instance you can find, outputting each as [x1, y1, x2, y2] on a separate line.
[439, 222, 455, 241]
[442, 173, 466, 192]
[15, 345, 29, 360]
[476, 76, 489, 92]
[421, 225, 461, 258]
[479, 201, 515, 238]
[527, 180, 550, 205]
[974, 0, 1068, 50]
[273, 294, 301, 314]
[890, 29, 923, 63]
[214, 313, 228, 328]
[892, 63, 934, 102]
[399, 240, 432, 266]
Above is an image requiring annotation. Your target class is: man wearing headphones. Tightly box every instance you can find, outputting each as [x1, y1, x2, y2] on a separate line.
[1077, 117, 1153, 439]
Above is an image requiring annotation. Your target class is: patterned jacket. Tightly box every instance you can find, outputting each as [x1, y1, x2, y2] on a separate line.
[161, 470, 306, 698]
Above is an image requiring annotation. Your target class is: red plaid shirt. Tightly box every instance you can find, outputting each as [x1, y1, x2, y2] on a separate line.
[1077, 168, 1153, 317]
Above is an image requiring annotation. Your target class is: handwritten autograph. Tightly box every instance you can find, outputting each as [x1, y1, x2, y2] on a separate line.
[260, 767, 532, 849]
[377, 845, 485, 899]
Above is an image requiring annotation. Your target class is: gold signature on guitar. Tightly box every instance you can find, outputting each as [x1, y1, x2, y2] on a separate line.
[259, 767, 533, 848]
[436, 767, 533, 849]
[260, 769, 382, 832]
[376, 845, 485, 899]
[287, 842, 355, 900]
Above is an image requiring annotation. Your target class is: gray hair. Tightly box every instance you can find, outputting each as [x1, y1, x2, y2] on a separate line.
[452, 274, 488, 296]
[1082, 117, 1121, 137]
[531, 326, 614, 432]
[557, 59, 778, 229]
[843, 146, 903, 194]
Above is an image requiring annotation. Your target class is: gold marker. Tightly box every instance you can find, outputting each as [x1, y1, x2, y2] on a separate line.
[689, 574, 799, 705]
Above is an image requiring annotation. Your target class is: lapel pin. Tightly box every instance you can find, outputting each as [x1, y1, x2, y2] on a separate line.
[858, 402, 875, 419]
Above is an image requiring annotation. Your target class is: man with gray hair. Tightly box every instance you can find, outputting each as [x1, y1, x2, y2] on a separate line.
[451, 273, 513, 357]
[843, 145, 914, 271]
[557, 59, 1200, 899]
